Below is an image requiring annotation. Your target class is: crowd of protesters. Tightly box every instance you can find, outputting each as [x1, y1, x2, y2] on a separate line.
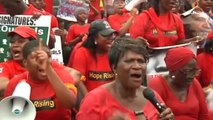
[0, 0, 213, 120]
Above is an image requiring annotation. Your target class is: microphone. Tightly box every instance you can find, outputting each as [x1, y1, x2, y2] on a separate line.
[143, 88, 166, 113]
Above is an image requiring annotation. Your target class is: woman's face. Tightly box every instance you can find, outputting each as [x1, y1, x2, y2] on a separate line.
[10, 34, 30, 61]
[113, 0, 125, 12]
[173, 59, 200, 88]
[77, 10, 88, 22]
[115, 50, 147, 88]
[95, 33, 116, 53]
[159, 0, 178, 11]
[24, 48, 50, 81]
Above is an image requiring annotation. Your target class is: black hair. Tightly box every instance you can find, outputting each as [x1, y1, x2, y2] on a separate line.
[108, 37, 149, 69]
[150, 0, 160, 16]
[182, 24, 195, 39]
[82, 27, 99, 60]
[22, 40, 49, 59]
[184, 0, 192, 11]
[138, 1, 152, 13]
[204, 39, 213, 53]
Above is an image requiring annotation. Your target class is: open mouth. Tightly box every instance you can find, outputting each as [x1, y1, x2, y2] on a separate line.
[12, 50, 21, 58]
[130, 73, 142, 80]
[38, 68, 46, 73]
[38, 68, 47, 78]
[38, 69, 44, 72]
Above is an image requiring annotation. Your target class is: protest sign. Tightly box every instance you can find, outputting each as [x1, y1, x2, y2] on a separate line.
[57, 0, 89, 22]
[0, 15, 51, 62]
[51, 35, 64, 64]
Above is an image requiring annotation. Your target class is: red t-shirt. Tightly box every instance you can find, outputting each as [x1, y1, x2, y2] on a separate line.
[197, 53, 213, 87]
[77, 87, 165, 120]
[71, 47, 114, 91]
[66, 23, 90, 44]
[0, 60, 25, 79]
[148, 76, 209, 120]
[4, 67, 76, 120]
[108, 13, 131, 32]
[130, 8, 185, 47]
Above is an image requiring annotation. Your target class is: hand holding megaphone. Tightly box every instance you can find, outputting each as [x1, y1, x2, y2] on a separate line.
[0, 80, 36, 120]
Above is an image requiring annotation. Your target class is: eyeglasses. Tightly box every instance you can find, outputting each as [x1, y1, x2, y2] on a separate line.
[179, 68, 201, 76]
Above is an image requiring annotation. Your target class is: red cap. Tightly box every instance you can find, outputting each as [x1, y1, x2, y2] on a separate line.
[8, 26, 38, 40]
[208, 31, 213, 39]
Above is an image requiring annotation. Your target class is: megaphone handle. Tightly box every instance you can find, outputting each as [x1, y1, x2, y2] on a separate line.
[12, 98, 26, 115]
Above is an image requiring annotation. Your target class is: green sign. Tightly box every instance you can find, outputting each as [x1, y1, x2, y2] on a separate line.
[0, 15, 51, 62]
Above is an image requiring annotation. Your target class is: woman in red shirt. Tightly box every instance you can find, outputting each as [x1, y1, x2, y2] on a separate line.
[66, 7, 90, 47]
[108, 0, 138, 36]
[196, 32, 213, 87]
[71, 20, 117, 96]
[149, 47, 209, 120]
[77, 37, 174, 120]
[130, 0, 185, 47]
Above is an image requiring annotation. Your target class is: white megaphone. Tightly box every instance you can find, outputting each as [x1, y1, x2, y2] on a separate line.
[0, 81, 36, 120]
[124, 0, 147, 11]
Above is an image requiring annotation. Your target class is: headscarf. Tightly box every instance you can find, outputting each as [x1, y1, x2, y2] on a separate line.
[164, 47, 196, 72]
